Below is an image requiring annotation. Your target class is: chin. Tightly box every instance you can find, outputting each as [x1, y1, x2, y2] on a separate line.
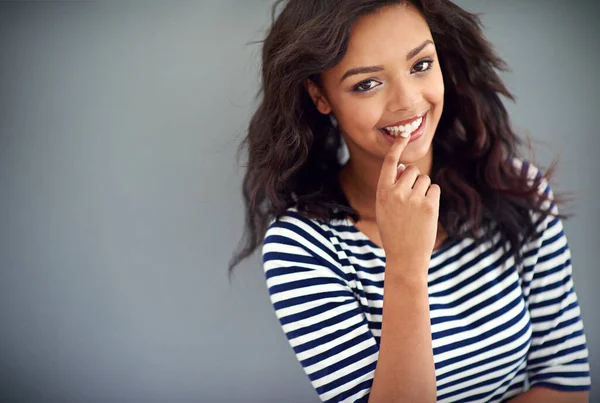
[399, 139, 433, 164]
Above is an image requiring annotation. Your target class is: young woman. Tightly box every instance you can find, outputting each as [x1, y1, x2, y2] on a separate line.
[229, 1, 591, 402]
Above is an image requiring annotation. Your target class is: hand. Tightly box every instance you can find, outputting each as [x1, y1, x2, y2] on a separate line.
[375, 134, 441, 269]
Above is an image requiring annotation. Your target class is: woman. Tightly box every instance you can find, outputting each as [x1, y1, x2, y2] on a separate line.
[229, 0, 591, 402]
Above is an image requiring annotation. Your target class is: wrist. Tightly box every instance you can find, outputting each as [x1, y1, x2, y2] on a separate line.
[384, 256, 430, 285]
[386, 252, 431, 267]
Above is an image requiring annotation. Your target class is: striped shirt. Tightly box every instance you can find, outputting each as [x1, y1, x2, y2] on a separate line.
[262, 160, 591, 402]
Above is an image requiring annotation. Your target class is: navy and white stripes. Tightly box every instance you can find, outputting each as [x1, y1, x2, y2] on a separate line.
[262, 160, 590, 402]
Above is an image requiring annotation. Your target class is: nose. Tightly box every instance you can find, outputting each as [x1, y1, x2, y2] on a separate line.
[386, 78, 422, 112]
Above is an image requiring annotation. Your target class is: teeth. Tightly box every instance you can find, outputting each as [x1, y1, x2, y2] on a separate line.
[383, 116, 423, 137]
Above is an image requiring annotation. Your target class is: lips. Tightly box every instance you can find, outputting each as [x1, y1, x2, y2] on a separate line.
[381, 113, 426, 129]
[379, 112, 427, 144]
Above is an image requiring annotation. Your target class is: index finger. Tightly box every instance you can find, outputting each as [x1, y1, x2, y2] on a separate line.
[377, 132, 411, 190]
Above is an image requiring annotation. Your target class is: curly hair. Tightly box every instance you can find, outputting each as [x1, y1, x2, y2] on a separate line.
[228, 0, 571, 276]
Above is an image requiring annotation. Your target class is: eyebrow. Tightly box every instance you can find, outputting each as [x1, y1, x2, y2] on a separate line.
[340, 39, 435, 82]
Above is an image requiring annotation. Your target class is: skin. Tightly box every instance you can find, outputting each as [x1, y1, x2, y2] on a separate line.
[305, 3, 448, 251]
[306, 5, 447, 401]
[304, 4, 589, 402]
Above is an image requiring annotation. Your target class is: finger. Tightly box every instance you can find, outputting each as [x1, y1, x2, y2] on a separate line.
[396, 164, 420, 191]
[395, 163, 406, 181]
[425, 183, 441, 200]
[377, 133, 411, 190]
[412, 174, 431, 195]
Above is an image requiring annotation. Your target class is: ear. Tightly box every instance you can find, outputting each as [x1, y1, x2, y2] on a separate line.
[303, 78, 332, 115]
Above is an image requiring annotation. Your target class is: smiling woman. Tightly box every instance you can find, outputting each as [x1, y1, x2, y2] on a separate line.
[230, 1, 591, 402]
[304, 8, 443, 171]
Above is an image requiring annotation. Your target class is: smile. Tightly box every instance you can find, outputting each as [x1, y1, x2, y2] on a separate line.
[379, 112, 427, 144]
[381, 113, 425, 137]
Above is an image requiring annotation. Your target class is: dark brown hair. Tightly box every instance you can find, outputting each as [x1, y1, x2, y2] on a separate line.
[228, 0, 572, 276]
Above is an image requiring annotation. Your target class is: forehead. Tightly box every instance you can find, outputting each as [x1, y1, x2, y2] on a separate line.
[334, 4, 432, 71]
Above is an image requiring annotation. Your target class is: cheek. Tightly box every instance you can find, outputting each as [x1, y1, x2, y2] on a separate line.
[421, 77, 444, 131]
[336, 97, 383, 132]
[423, 72, 444, 140]
[425, 69, 445, 106]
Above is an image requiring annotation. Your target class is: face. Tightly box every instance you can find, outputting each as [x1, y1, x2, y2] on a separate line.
[305, 4, 444, 166]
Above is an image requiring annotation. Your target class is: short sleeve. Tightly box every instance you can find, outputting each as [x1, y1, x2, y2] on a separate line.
[262, 211, 378, 403]
[518, 162, 591, 392]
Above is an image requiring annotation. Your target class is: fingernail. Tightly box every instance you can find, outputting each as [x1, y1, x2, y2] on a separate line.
[398, 163, 406, 171]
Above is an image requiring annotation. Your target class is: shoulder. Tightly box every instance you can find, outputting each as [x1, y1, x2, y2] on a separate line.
[508, 156, 557, 216]
[508, 158, 565, 258]
[262, 206, 340, 266]
[263, 207, 334, 246]
[508, 156, 548, 189]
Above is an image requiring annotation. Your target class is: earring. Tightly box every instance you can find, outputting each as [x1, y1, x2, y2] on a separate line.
[329, 114, 338, 128]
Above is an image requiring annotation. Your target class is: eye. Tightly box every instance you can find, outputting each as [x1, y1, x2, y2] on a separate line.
[412, 58, 434, 74]
[352, 79, 382, 93]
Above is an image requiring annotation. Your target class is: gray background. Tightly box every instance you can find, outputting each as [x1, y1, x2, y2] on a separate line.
[0, 1, 597, 402]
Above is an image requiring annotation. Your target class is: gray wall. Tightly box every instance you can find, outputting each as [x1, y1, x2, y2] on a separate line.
[0, 1, 597, 402]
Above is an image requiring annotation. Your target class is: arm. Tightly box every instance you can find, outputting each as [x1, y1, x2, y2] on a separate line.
[515, 162, 591, 400]
[368, 257, 436, 403]
[263, 214, 436, 402]
[507, 386, 587, 403]
[263, 216, 380, 402]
